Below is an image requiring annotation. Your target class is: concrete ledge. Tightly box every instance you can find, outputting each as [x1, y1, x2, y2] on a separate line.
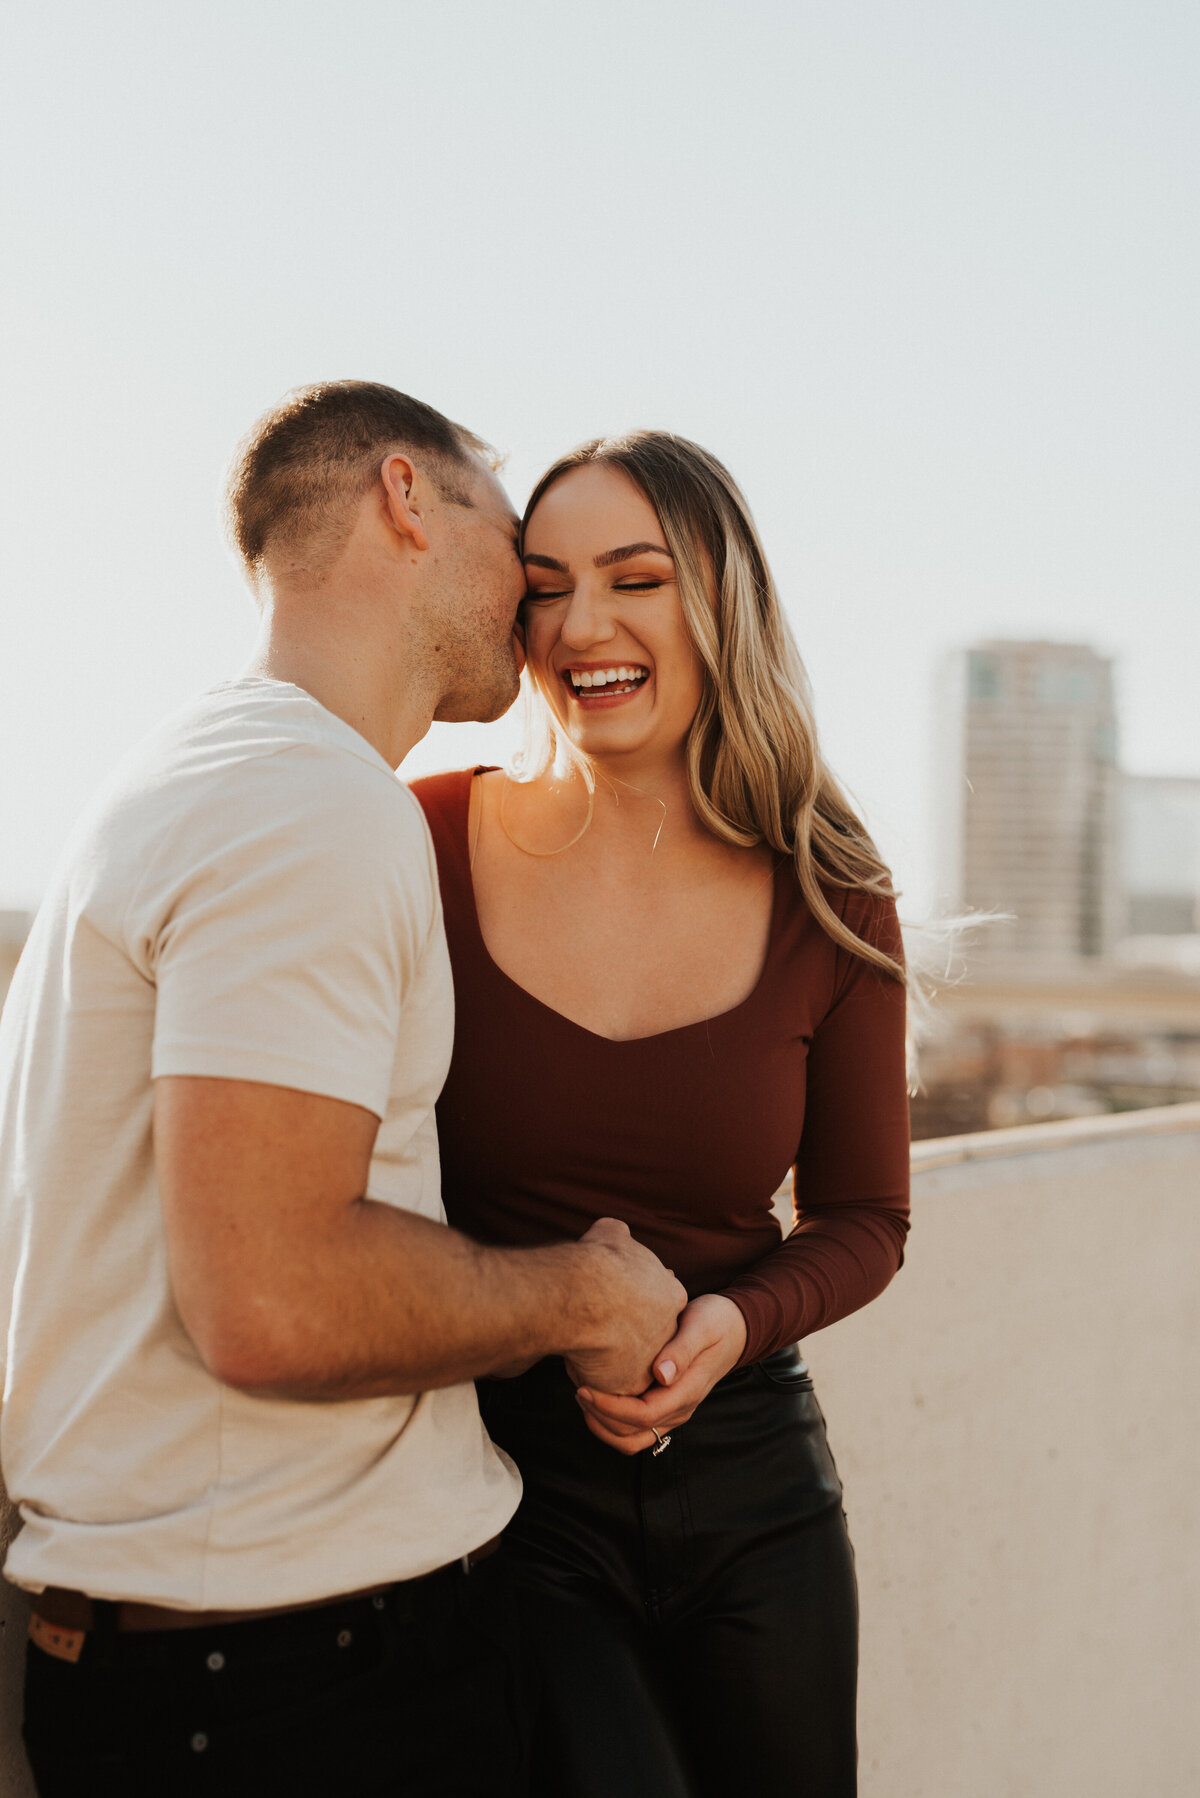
[810, 1108, 1200, 1795]
[912, 1098, 1200, 1172]
[910, 1100, 1200, 1195]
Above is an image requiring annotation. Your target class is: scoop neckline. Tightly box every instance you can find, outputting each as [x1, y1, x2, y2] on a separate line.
[453, 767, 787, 1047]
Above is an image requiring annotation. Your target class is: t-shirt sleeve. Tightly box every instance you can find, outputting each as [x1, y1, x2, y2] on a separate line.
[146, 749, 434, 1120]
[721, 887, 911, 1364]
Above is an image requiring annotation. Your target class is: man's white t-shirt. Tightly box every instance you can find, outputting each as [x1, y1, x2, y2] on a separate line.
[0, 679, 520, 1610]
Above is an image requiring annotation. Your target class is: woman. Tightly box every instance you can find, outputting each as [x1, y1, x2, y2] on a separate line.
[412, 432, 909, 1798]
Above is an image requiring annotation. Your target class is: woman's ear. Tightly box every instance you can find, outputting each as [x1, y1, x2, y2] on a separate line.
[379, 453, 429, 554]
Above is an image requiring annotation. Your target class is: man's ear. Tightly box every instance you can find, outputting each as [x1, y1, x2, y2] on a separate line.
[379, 454, 430, 554]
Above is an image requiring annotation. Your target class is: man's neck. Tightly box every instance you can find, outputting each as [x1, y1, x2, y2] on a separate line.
[243, 606, 435, 770]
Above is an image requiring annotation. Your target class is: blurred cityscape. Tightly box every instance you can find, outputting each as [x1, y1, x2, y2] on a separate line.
[913, 639, 1200, 1139]
[3, 640, 1199, 1145]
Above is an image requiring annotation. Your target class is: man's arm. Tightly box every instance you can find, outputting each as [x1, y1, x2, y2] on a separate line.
[156, 1076, 684, 1401]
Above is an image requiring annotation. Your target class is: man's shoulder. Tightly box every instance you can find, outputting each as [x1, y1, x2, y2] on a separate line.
[59, 683, 427, 923]
[104, 681, 406, 830]
[158, 679, 395, 778]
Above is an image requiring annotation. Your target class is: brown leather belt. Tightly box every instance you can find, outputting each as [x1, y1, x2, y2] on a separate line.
[29, 1533, 503, 1645]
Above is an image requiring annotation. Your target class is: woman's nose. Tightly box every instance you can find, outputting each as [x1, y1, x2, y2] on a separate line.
[560, 583, 615, 649]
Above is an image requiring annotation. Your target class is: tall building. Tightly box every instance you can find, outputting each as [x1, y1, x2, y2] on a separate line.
[935, 640, 1121, 959]
[1122, 774, 1200, 937]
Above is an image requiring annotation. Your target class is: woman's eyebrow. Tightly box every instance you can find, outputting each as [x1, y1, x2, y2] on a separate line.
[594, 542, 673, 568]
[522, 542, 673, 573]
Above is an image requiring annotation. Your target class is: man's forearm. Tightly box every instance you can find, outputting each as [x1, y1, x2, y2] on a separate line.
[176, 1200, 677, 1401]
[157, 1077, 684, 1402]
[178, 1199, 597, 1398]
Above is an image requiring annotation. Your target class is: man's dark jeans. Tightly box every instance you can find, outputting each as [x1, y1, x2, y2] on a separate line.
[23, 1557, 528, 1797]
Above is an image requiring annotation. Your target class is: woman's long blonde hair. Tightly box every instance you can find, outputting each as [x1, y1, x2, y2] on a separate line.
[513, 430, 905, 986]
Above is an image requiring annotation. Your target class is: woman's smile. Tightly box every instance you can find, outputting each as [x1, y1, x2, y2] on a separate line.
[562, 662, 651, 704]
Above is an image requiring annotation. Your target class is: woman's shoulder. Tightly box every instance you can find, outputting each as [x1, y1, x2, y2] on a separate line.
[408, 765, 475, 803]
[408, 765, 496, 829]
[779, 859, 903, 965]
[405, 769, 481, 882]
[825, 886, 905, 999]
[827, 878, 900, 940]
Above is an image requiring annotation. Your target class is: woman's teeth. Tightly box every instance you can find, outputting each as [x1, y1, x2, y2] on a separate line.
[569, 666, 648, 693]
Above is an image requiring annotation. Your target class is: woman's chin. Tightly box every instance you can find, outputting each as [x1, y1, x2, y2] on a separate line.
[564, 716, 654, 759]
[546, 689, 690, 768]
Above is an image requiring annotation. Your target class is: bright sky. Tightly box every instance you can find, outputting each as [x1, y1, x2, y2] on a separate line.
[3, 1, 1197, 914]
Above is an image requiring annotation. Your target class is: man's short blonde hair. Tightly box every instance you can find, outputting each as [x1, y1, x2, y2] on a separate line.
[224, 380, 499, 580]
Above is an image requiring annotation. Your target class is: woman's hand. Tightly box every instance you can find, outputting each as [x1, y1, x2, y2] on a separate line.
[572, 1292, 748, 1455]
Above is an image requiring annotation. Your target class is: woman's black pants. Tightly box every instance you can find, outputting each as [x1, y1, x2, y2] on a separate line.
[479, 1345, 858, 1798]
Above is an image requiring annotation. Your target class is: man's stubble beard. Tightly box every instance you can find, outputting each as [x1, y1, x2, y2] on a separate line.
[427, 595, 522, 725]
[432, 660, 519, 724]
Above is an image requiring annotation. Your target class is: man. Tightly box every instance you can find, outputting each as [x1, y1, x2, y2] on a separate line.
[0, 382, 685, 1795]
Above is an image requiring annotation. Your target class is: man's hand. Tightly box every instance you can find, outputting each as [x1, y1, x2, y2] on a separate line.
[572, 1292, 748, 1455]
[563, 1219, 687, 1397]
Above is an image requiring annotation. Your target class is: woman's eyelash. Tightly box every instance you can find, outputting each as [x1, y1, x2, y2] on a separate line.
[523, 581, 661, 602]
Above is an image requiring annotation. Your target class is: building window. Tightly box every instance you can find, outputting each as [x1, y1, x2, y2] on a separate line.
[1036, 666, 1095, 706]
[968, 652, 1002, 700]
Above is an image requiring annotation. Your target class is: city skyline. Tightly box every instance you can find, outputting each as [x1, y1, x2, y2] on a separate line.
[1122, 773, 1200, 937]
[935, 637, 1200, 959]
[936, 640, 1122, 958]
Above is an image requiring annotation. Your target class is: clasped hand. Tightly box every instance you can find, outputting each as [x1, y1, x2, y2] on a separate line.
[571, 1291, 748, 1455]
